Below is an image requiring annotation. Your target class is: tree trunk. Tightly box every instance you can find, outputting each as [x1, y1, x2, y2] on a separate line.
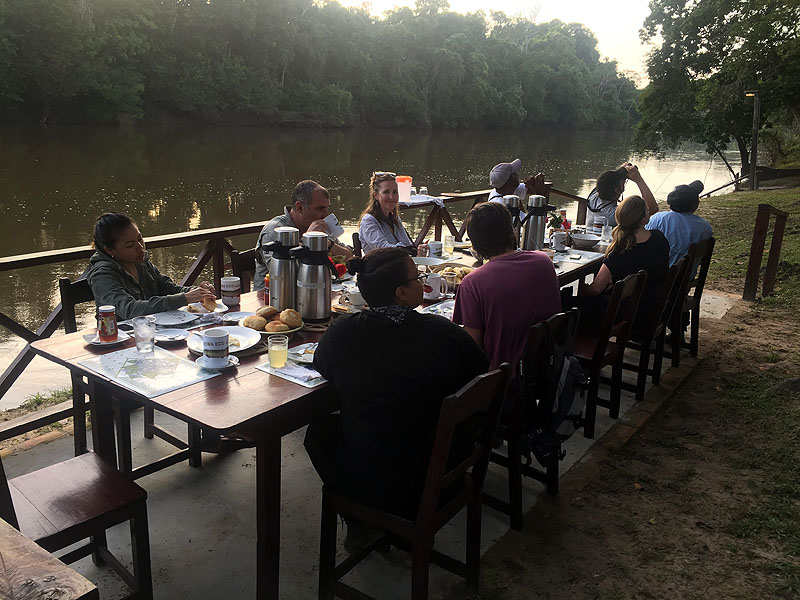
[735, 135, 749, 173]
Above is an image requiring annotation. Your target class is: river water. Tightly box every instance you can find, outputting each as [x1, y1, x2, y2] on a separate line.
[0, 125, 731, 404]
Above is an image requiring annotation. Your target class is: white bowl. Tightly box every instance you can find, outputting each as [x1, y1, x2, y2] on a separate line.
[570, 233, 601, 250]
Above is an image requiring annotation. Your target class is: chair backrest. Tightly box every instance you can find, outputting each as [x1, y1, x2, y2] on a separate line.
[639, 257, 689, 338]
[58, 276, 95, 334]
[519, 309, 580, 422]
[685, 237, 716, 306]
[591, 271, 647, 364]
[230, 247, 257, 293]
[416, 364, 510, 526]
[0, 454, 19, 530]
[352, 232, 363, 258]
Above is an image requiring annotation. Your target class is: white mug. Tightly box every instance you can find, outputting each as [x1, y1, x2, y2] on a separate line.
[428, 241, 443, 257]
[341, 290, 366, 308]
[423, 273, 446, 301]
[220, 276, 241, 306]
[323, 213, 345, 239]
[202, 329, 229, 368]
[550, 231, 567, 251]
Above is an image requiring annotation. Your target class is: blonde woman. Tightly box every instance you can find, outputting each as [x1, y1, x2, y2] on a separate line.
[577, 195, 669, 330]
[358, 172, 415, 254]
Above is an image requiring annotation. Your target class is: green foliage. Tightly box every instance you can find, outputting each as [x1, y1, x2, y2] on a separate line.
[636, 0, 800, 171]
[0, 0, 639, 128]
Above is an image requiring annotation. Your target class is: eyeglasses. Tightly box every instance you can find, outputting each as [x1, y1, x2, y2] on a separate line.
[405, 273, 428, 285]
[372, 171, 397, 178]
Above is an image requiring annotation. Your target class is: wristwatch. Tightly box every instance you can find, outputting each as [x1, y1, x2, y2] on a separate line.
[328, 239, 335, 251]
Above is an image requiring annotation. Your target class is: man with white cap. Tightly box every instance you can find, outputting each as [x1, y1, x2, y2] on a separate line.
[488, 158, 545, 205]
[646, 180, 712, 266]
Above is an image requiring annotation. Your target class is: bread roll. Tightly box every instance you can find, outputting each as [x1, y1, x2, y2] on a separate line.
[201, 297, 218, 312]
[256, 306, 279, 320]
[242, 315, 267, 331]
[265, 321, 290, 332]
[279, 309, 302, 329]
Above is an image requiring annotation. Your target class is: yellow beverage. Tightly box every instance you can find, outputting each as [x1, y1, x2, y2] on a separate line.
[269, 347, 288, 368]
[443, 235, 455, 256]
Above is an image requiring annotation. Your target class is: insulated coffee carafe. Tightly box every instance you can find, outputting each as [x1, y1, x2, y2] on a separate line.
[290, 231, 337, 323]
[522, 194, 557, 251]
[502, 195, 522, 248]
[262, 226, 300, 311]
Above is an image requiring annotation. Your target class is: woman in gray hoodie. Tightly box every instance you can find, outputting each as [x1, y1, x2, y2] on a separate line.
[87, 213, 216, 320]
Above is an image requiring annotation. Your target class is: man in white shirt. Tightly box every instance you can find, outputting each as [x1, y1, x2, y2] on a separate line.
[487, 158, 545, 205]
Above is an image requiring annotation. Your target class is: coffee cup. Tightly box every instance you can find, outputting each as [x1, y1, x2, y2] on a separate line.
[428, 241, 443, 257]
[423, 272, 446, 301]
[220, 276, 241, 307]
[341, 290, 366, 308]
[550, 231, 567, 251]
[323, 213, 345, 239]
[202, 329, 229, 368]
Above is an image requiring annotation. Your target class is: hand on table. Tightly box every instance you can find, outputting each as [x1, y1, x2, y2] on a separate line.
[185, 287, 216, 305]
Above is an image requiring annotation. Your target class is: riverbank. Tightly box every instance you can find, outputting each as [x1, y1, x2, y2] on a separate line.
[441, 186, 800, 598]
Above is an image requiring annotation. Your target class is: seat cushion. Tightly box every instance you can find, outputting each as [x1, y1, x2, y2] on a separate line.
[10, 453, 146, 542]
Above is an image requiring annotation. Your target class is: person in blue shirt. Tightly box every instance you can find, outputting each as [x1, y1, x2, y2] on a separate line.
[646, 180, 712, 266]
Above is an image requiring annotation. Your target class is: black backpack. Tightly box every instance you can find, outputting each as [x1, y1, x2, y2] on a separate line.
[518, 309, 588, 468]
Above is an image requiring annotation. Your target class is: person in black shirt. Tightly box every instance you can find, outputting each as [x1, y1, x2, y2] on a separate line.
[574, 195, 670, 332]
[304, 248, 488, 532]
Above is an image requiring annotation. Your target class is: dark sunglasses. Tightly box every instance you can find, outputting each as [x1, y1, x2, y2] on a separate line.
[373, 171, 397, 178]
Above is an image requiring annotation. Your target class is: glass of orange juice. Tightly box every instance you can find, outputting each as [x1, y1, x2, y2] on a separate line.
[268, 335, 289, 368]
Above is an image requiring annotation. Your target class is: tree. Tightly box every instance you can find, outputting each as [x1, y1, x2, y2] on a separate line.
[637, 0, 800, 172]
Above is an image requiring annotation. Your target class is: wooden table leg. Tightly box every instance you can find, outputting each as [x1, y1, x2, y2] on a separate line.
[256, 429, 281, 600]
[88, 378, 117, 465]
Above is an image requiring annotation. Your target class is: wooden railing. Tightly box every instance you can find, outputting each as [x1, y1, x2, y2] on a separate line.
[743, 204, 789, 301]
[0, 221, 266, 399]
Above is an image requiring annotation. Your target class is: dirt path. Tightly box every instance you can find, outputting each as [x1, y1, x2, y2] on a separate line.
[445, 298, 800, 600]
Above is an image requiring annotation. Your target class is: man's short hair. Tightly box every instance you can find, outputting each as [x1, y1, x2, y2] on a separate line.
[667, 180, 704, 213]
[292, 180, 328, 208]
[596, 168, 627, 201]
[466, 202, 516, 259]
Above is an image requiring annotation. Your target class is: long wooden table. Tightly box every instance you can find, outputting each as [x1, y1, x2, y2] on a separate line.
[28, 254, 602, 600]
[31, 291, 336, 600]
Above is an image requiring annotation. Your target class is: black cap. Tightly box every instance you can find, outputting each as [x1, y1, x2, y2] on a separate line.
[667, 180, 704, 213]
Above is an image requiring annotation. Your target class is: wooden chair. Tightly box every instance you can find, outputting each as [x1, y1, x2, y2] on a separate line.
[59, 276, 96, 455]
[352, 232, 362, 258]
[574, 271, 646, 439]
[230, 247, 257, 293]
[59, 276, 202, 476]
[318, 365, 511, 600]
[483, 310, 580, 530]
[0, 451, 153, 599]
[621, 258, 689, 402]
[668, 237, 716, 366]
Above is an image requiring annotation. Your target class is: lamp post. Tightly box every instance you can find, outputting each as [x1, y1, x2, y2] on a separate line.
[745, 90, 760, 190]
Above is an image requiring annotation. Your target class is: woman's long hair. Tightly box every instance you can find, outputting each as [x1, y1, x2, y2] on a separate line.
[93, 212, 135, 254]
[360, 172, 399, 227]
[605, 195, 647, 256]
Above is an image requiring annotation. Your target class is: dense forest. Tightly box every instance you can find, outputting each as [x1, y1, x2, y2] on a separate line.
[0, 0, 638, 129]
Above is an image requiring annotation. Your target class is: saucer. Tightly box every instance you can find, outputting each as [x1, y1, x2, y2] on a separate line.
[83, 330, 131, 346]
[195, 355, 240, 370]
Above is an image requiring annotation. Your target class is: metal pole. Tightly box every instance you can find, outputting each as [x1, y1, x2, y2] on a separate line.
[750, 92, 760, 190]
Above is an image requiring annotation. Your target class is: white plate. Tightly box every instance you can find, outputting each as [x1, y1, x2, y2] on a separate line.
[151, 310, 201, 327]
[179, 300, 229, 314]
[154, 329, 190, 343]
[288, 342, 318, 364]
[453, 241, 472, 249]
[222, 311, 256, 324]
[195, 354, 240, 370]
[237, 318, 304, 338]
[418, 299, 456, 320]
[187, 326, 262, 354]
[413, 256, 448, 266]
[333, 271, 353, 282]
[83, 330, 131, 346]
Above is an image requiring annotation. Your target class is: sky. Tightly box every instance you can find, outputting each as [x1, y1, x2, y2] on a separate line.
[337, 0, 657, 82]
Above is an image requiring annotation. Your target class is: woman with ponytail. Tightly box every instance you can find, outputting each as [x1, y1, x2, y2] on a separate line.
[304, 248, 487, 534]
[575, 195, 669, 330]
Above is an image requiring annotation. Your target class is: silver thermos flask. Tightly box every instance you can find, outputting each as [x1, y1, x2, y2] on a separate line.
[502, 195, 522, 248]
[263, 226, 300, 311]
[291, 231, 338, 323]
[522, 194, 556, 251]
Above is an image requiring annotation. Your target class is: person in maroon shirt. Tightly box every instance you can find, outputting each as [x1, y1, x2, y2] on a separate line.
[453, 202, 562, 375]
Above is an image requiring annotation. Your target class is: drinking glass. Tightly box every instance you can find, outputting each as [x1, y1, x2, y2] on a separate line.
[268, 335, 289, 368]
[419, 186, 428, 196]
[443, 272, 457, 298]
[443, 234, 455, 256]
[132, 316, 156, 354]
